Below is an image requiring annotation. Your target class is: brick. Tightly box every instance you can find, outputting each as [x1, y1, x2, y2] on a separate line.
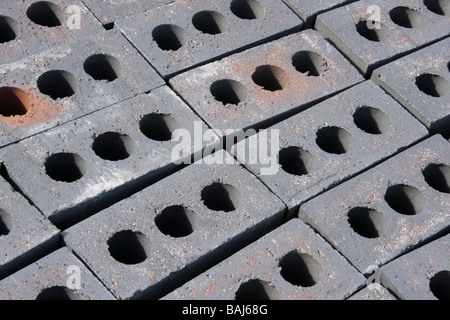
[315, 0, 450, 75]
[81, 0, 175, 26]
[372, 38, 450, 138]
[0, 176, 59, 280]
[232, 80, 427, 214]
[380, 233, 449, 300]
[162, 218, 365, 300]
[116, 0, 302, 78]
[169, 29, 364, 133]
[299, 135, 450, 275]
[62, 150, 286, 300]
[0, 86, 215, 230]
[282, 0, 358, 27]
[348, 286, 397, 300]
[0, 29, 164, 148]
[0, 0, 102, 65]
[0, 247, 115, 300]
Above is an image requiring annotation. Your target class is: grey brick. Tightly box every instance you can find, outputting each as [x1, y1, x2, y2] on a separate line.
[0, 0, 102, 65]
[380, 233, 450, 300]
[162, 218, 365, 300]
[282, 0, 358, 27]
[372, 38, 450, 138]
[169, 29, 364, 133]
[0, 86, 215, 229]
[0, 247, 115, 300]
[299, 135, 450, 274]
[0, 176, 59, 280]
[81, 0, 175, 26]
[116, 0, 302, 78]
[0, 29, 164, 148]
[315, 0, 450, 75]
[62, 150, 287, 300]
[232, 80, 427, 214]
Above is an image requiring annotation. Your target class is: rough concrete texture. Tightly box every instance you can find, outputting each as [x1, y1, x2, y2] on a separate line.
[0, 247, 116, 300]
[0, 86, 216, 230]
[162, 218, 366, 300]
[81, 0, 175, 26]
[299, 134, 450, 274]
[0, 30, 163, 148]
[348, 286, 397, 300]
[232, 80, 427, 213]
[117, 0, 302, 78]
[282, 0, 358, 27]
[170, 29, 364, 133]
[0, 176, 59, 280]
[0, 0, 102, 65]
[372, 38, 450, 137]
[315, 0, 450, 75]
[62, 150, 287, 300]
[380, 233, 449, 300]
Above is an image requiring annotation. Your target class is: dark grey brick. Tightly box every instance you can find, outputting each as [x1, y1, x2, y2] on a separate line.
[62, 150, 286, 300]
[162, 218, 365, 300]
[372, 38, 450, 138]
[315, 0, 450, 75]
[0, 86, 215, 229]
[81, 0, 175, 26]
[0, 30, 164, 148]
[170, 29, 364, 133]
[116, 0, 302, 78]
[282, 0, 358, 27]
[232, 80, 427, 214]
[0, 0, 102, 65]
[0, 247, 116, 300]
[380, 233, 449, 300]
[0, 176, 59, 280]
[299, 135, 450, 274]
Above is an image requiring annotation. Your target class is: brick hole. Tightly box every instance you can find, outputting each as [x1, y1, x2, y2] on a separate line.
[0, 16, 19, 43]
[447, 61, 449, 72]
[415, 74, 450, 97]
[83, 54, 123, 82]
[423, 163, 450, 193]
[45, 153, 87, 183]
[429, 271, 450, 300]
[279, 251, 323, 287]
[155, 205, 198, 238]
[347, 207, 387, 239]
[390, 7, 424, 29]
[0, 209, 13, 237]
[92, 132, 135, 161]
[316, 126, 353, 155]
[356, 20, 389, 42]
[384, 184, 426, 216]
[235, 279, 280, 300]
[140, 113, 180, 142]
[230, 0, 265, 20]
[152, 24, 187, 51]
[26, 1, 65, 27]
[278, 146, 315, 176]
[107, 230, 152, 265]
[201, 183, 241, 212]
[210, 79, 248, 105]
[252, 65, 289, 92]
[37, 70, 77, 100]
[0, 87, 30, 117]
[35, 286, 81, 300]
[424, 0, 449, 16]
[192, 10, 228, 35]
[353, 106, 391, 135]
[292, 51, 329, 77]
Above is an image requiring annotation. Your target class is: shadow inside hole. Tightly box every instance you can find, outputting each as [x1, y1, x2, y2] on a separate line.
[292, 51, 328, 77]
[279, 251, 323, 287]
[152, 24, 187, 51]
[107, 230, 152, 265]
[429, 271, 450, 300]
[278, 147, 315, 176]
[0, 16, 20, 43]
[0, 87, 29, 117]
[415, 74, 450, 97]
[84, 54, 122, 82]
[353, 106, 391, 135]
[423, 163, 450, 193]
[92, 132, 135, 161]
[26, 1, 65, 27]
[44, 153, 87, 183]
[347, 207, 387, 239]
[230, 0, 265, 20]
[235, 279, 280, 300]
[155, 206, 198, 238]
[424, 0, 449, 16]
[210, 79, 248, 105]
[356, 20, 389, 42]
[251, 65, 289, 91]
[140, 113, 180, 142]
[37, 70, 77, 100]
[36, 286, 81, 300]
[389, 7, 424, 28]
[192, 11, 228, 35]
[0, 209, 13, 236]
[384, 184, 426, 215]
[201, 183, 241, 212]
[316, 126, 353, 155]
